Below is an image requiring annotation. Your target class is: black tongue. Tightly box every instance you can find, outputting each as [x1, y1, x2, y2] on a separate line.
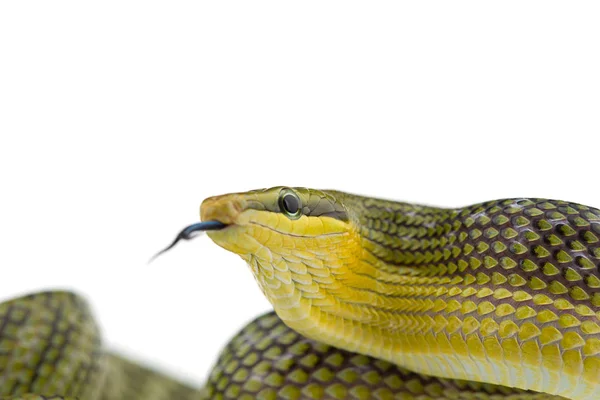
[149, 220, 227, 263]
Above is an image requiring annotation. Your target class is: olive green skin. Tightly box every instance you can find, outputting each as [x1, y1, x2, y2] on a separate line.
[0, 291, 562, 400]
[7, 194, 600, 399]
[0, 291, 204, 400]
[202, 191, 600, 398]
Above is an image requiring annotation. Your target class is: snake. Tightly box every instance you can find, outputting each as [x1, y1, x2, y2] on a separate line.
[3, 187, 600, 399]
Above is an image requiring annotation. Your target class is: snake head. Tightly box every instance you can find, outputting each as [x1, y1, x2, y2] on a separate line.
[200, 186, 349, 246]
[199, 187, 362, 323]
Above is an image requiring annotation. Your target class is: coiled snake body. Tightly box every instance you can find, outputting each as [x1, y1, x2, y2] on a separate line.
[3, 187, 600, 399]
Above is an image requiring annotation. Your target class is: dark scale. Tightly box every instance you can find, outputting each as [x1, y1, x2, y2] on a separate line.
[204, 312, 560, 400]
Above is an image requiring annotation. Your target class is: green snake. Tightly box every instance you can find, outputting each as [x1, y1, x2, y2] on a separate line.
[3, 187, 600, 400]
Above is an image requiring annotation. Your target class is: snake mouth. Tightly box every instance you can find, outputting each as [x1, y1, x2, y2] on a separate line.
[181, 220, 229, 234]
[150, 220, 229, 262]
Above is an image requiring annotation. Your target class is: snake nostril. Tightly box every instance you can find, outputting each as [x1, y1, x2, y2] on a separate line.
[200, 195, 242, 225]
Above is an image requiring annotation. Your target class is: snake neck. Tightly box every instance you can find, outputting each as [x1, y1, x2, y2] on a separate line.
[245, 194, 464, 342]
[350, 195, 461, 268]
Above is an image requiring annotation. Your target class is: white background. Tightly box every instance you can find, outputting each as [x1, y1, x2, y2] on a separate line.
[1, 1, 599, 389]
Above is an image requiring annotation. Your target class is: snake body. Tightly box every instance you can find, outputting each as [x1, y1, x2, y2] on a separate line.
[3, 187, 600, 399]
[0, 292, 561, 400]
[201, 188, 600, 400]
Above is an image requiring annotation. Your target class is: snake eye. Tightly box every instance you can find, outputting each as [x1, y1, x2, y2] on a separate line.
[278, 189, 302, 219]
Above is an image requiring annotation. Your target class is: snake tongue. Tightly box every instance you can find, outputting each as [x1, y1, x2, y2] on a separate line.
[149, 220, 228, 263]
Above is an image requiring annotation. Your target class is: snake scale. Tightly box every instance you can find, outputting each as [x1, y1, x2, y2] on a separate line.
[4, 187, 600, 399]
